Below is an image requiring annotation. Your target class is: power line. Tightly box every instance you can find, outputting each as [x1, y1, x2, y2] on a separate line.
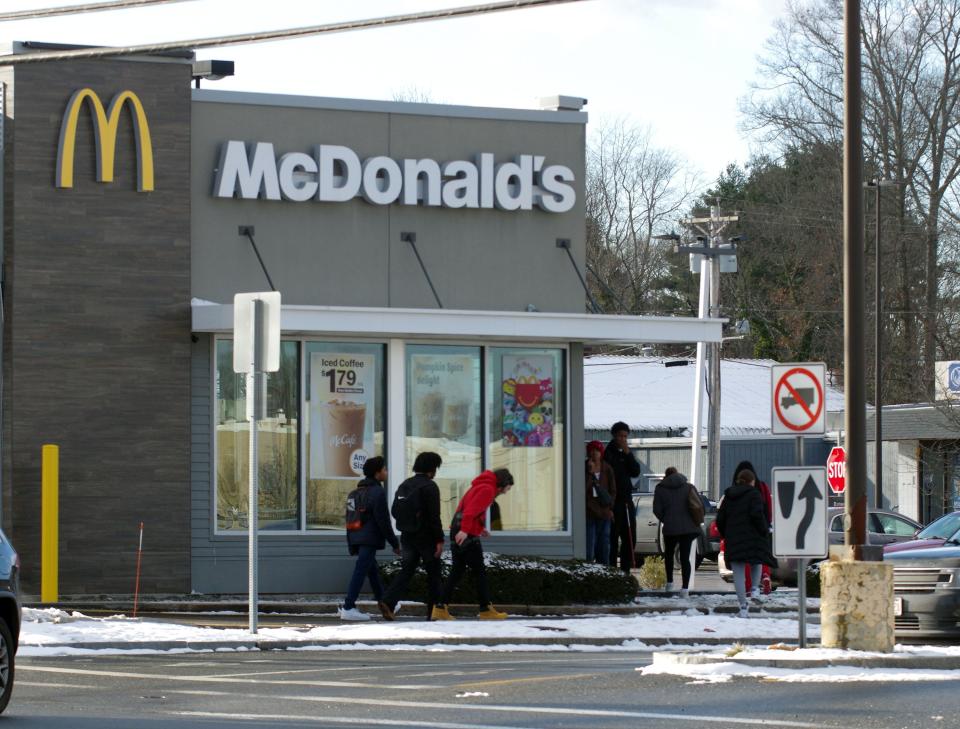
[0, 0, 188, 21]
[0, 0, 588, 65]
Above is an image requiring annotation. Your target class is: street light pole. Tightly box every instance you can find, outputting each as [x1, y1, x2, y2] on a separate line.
[864, 178, 899, 509]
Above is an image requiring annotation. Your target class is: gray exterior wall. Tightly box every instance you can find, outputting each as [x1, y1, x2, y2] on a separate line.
[189, 92, 586, 313]
[189, 94, 588, 594]
[4, 58, 193, 594]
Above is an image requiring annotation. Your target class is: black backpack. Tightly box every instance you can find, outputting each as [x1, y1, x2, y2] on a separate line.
[345, 486, 371, 532]
[392, 478, 425, 533]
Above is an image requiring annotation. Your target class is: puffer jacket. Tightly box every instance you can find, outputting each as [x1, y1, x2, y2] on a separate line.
[346, 478, 399, 552]
[653, 472, 701, 537]
[716, 483, 777, 567]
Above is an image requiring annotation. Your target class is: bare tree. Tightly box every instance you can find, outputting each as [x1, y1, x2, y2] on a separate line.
[742, 0, 960, 401]
[585, 119, 699, 315]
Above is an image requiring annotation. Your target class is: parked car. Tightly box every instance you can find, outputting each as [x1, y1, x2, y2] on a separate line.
[633, 487, 718, 568]
[884, 511, 960, 555]
[0, 529, 19, 714]
[719, 507, 922, 585]
[885, 544, 960, 638]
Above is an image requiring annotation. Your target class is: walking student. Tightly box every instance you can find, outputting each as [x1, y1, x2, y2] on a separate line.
[732, 460, 774, 595]
[716, 468, 778, 618]
[585, 441, 616, 564]
[604, 422, 641, 573]
[378, 452, 445, 621]
[432, 468, 515, 621]
[652, 470, 703, 598]
[339, 456, 399, 621]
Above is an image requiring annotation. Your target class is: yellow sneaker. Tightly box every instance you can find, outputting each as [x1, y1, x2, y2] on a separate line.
[431, 605, 455, 621]
[477, 606, 508, 620]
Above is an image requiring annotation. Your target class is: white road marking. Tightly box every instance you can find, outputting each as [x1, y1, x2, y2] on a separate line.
[172, 692, 826, 727]
[17, 681, 98, 689]
[175, 711, 531, 729]
[17, 665, 432, 690]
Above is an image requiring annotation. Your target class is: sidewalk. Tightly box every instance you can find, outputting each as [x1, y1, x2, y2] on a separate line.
[19, 592, 960, 679]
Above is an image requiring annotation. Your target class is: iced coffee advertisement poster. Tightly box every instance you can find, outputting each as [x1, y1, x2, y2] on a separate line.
[502, 355, 554, 448]
[309, 353, 375, 479]
[409, 354, 475, 442]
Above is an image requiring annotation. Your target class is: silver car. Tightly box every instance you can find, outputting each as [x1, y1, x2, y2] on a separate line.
[719, 507, 922, 585]
[633, 488, 718, 568]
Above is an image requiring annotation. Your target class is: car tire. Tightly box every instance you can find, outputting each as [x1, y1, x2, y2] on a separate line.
[0, 616, 15, 714]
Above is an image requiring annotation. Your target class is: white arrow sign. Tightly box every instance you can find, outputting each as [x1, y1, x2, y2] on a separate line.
[772, 467, 828, 559]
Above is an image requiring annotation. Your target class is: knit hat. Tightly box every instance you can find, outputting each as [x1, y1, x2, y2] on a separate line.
[586, 440, 604, 456]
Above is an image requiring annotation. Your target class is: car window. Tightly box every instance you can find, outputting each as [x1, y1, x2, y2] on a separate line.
[916, 512, 960, 540]
[830, 514, 844, 532]
[875, 513, 919, 537]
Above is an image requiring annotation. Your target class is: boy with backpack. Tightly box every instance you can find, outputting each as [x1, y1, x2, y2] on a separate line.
[339, 456, 399, 621]
[432, 468, 515, 621]
[378, 452, 444, 621]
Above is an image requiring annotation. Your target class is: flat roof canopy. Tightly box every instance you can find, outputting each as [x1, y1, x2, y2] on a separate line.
[192, 300, 724, 345]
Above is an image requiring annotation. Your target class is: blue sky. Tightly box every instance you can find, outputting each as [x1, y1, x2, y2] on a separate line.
[4, 0, 788, 186]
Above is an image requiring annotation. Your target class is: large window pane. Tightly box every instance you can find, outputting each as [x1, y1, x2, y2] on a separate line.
[406, 345, 482, 527]
[488, 348, 565, 531]
[215, 340, 300, 531]
[306, 342, 386, 530]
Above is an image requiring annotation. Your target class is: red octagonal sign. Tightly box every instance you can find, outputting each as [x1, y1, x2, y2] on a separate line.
[827, 446, 846, 494]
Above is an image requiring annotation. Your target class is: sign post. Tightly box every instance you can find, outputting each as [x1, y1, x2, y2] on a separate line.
[772, 467, 828, 648]
[233, 291, 281, 634]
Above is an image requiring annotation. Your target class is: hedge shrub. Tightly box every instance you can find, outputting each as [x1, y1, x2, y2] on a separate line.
[379, 553, 638, 605]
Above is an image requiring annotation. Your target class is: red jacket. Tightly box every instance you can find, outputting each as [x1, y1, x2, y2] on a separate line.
[455, 471, 498, 536]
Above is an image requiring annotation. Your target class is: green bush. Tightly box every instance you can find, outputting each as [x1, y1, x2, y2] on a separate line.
[805, 561, 822, 598]
[379, 553, 638, 605]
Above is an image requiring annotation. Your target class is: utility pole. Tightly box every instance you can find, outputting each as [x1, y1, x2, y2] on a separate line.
[676, 207, 739, 500]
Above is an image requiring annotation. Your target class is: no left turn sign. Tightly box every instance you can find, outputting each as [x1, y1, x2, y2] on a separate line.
[771, 362, 826, 435]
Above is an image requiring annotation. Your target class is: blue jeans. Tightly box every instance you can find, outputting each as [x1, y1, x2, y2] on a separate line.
[344, 545, 384, 610]
[586, 516, 611, 564]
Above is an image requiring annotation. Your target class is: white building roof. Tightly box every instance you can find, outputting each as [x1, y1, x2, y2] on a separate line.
[584, 355, 846, 436]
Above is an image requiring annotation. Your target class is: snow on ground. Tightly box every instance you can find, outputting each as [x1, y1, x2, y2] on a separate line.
[640, 644, 960, 683]
[18, 606, 814, 656]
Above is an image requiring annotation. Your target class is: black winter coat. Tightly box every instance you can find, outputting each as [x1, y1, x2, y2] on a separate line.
[716, 483, 777, 567]
[346, 478, 399, 553]
[604, 440, 641, 506]
[653, 472, 701, 537]
[395, 473, 445, 548]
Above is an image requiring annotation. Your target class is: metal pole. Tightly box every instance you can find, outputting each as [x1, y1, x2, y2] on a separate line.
[798, 557, 808, 648]
[874, 183, 883, 508]
[843, 0, 868, 550]
[689, 259, 710, 491]
[707, 206, 722, 503]
[796, 434, 806, 647]
[248, 299, 262, 634]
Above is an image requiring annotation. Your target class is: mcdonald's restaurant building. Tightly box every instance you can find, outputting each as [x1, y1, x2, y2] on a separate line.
[0, 45, 720, 596]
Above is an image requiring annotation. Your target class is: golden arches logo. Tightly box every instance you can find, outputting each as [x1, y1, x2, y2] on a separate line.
[56, 88, 154, 192]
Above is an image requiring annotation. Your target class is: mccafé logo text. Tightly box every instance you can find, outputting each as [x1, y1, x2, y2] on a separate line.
[56, 88, 154, 192]
[213, 140, 576, 213]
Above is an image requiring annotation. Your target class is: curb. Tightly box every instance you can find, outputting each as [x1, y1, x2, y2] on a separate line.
[21, 635, 804, 652]
[652, 651, 960, 670]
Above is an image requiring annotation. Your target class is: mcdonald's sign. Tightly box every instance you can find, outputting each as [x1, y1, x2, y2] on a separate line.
[56, 88, 154, 192]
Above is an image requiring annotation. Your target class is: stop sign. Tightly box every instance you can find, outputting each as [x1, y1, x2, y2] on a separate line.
[827, 446, 846, 494]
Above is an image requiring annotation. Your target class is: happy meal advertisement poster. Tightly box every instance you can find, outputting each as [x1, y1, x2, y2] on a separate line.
[502, 355, 554, 448]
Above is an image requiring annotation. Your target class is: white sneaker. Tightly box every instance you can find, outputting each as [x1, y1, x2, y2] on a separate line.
[339, 606, 371, 622]
[750, 587, 761, 600]
[679, 588, 689, 599]
[664, 582, 675, 592]
[737, 606, 750, 619]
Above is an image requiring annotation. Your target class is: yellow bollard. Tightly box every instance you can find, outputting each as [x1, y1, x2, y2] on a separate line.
[41, 444, 59, 604]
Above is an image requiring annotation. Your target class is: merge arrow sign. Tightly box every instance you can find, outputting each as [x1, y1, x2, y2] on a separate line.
[795, 475, 823, 550]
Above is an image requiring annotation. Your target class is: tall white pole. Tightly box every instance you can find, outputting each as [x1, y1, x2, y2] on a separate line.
[689, 258, 710, 489]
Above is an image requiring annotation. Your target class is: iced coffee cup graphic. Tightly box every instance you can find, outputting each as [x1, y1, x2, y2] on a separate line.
[415, 391, 444, 438]
[443, 399, 470, 440]
[319, 399, 367, 477]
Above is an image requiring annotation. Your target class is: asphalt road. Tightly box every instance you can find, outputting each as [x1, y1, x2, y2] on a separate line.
[6, 649, 955, 729]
